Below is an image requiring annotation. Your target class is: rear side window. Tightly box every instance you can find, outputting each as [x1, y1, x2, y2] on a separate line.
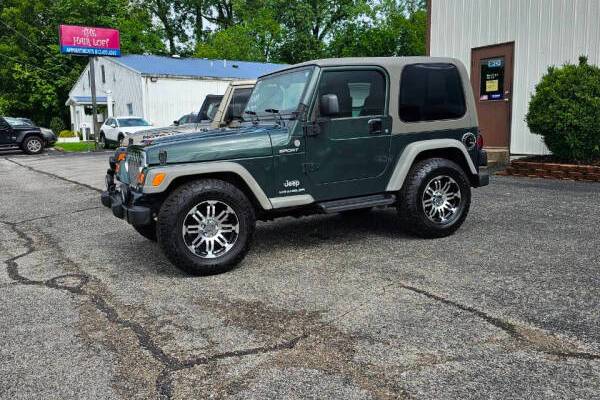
[0, 117, 10, 130]
[399, 63, 466, 122]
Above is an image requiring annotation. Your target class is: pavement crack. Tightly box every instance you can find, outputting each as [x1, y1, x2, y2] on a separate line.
[5, 158, 103, 193]
[396, 281, 600, 361]
[1, 219, 309, 400]
[12, 206, 103, 224]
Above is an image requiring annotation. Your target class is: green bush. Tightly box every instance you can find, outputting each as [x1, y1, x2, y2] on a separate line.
[58, 130, 77, 138]
[49, 117, 64, 134]
[526, 56, 600, 162]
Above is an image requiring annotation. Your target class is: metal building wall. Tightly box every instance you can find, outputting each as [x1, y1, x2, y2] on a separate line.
[430, 0, 600, 155]
[143, 77, 231, 127]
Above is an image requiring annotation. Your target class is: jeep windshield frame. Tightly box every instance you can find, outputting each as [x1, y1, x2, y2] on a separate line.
[243, 66, 315, 121]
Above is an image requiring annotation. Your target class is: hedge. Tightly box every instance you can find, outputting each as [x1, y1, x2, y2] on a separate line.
[526, 56, 600, 162]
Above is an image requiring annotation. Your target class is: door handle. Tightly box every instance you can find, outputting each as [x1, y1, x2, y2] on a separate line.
[368, 118, 383, 134]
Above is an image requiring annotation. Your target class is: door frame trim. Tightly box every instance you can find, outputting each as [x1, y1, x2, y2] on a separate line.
[470, 41, 515, 151]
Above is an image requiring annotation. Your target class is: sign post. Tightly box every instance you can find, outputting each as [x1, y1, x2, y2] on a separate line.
[59, 25, 121, 146]
[88, 57, 99, 143]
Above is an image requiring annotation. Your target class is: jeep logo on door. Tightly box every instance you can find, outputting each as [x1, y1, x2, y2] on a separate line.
[284, 180, 300, 188]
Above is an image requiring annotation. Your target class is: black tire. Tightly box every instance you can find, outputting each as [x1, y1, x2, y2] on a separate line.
[397, 158, 471, 238]
[133, 223, 157, 241]
[157, 179, 256, 275]
[21, 135, 45, 155]
[99, 132, 107, 149]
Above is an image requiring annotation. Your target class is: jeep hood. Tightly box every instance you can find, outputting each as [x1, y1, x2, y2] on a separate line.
[123, 122, 211, 145]
[120, 126, 153, 134]
[142, 124, 285, 165]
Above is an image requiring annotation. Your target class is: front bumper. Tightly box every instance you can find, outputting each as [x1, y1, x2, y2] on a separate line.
[101, 171, 153, 226]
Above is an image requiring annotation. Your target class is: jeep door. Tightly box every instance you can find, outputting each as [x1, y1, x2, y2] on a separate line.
[0, 117, 14, 146]
[305, 67, 392, 200]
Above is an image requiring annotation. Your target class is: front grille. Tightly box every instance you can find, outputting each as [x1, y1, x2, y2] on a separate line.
[126, 150, 145, 186]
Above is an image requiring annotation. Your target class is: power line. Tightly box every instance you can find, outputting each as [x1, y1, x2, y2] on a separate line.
[0, 18, 75, 75]
[0, 52, 67, 80]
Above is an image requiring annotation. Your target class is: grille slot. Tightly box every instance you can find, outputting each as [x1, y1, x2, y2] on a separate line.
[126, 150, 144, 185]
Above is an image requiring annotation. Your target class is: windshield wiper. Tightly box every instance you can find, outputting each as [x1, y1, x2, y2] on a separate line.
[264, 108, 284, 125]
[244, 110, 259, 124]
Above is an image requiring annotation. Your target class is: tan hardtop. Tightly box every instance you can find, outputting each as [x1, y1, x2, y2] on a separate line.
[259, 57, 477, 135]
[264, 57, 464, 75]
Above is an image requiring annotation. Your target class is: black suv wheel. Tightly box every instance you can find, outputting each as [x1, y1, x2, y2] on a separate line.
[157, 179, 256, 275]
[21, 135, 45, 155]
[397, 158, 471, 238]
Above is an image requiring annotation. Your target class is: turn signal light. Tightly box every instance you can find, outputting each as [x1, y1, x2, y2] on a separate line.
[116, 152, 126, 162]
[137, 172, 146, 185]
[152, 172, 166, 187]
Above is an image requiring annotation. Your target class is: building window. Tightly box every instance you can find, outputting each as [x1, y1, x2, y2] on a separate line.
[127, 103, 134, 115]
[399, 63, 466, 122]
[479, 58, 505, 101]
[101, 65, 106, 84]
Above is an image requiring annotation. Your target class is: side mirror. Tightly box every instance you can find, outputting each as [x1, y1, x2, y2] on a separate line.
[173, 120, 179, 126]
[320, 94, 339, 117]
[110, 123, 117, 128]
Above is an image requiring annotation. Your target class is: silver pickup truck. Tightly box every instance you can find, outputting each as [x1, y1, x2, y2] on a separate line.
[122, 80, 255, 145]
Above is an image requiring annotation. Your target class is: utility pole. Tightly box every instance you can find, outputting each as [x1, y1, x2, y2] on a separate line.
[89, 56, 99, 144]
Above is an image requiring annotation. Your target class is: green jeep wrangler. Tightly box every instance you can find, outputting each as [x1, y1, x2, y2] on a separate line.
[101, 57, 489, 275]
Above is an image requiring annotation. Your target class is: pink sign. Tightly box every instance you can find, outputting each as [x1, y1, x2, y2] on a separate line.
[59, 25, 120, 57]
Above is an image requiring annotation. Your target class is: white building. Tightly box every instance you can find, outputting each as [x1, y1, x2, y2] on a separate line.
[427, 0, 600, 157]
[66, 55, 284, 139]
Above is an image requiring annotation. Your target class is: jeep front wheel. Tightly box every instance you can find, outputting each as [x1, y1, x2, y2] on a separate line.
[157, 179, 256, 275]
[133, 222, 157, 241]
[397, 158, 471, 238]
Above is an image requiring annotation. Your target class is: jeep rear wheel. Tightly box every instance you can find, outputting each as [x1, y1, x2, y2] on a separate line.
[397, 158, 471, 238]
[157, 179, 255, 275]
[22, 136, 44, 155]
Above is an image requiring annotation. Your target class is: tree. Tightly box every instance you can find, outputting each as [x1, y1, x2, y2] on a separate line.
[194, 5, 282, 62]
[0, 0, 165, 126]
[328, 0, 427, 58]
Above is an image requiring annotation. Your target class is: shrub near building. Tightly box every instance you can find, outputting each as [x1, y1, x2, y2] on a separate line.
[526, 56, 600, 163]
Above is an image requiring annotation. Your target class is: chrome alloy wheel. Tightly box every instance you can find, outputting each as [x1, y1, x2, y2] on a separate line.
[421, 175, 462, 224]
[182, 200, 240, 259]
[27, 138, 43, 153]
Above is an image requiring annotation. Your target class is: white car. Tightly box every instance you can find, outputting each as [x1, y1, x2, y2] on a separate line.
[99, 117, 152, 148]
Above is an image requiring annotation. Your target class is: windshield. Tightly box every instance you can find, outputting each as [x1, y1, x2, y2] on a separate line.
[4, 117, 28, 127]
[117, 118, 151, 127]
[244, 68, 313, 119]
[18, 118, 34, 126]
[198, 95, 223, 121]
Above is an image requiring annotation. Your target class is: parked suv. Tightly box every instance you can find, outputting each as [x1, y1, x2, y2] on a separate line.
[101, 57, 488, 275]
[99, 117, 153, 148]
[0, 116, 46, 154]
[17, 118, 57, 147]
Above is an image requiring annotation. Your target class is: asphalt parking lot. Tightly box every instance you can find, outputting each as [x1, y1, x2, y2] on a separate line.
[1, 151, 599, 399]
